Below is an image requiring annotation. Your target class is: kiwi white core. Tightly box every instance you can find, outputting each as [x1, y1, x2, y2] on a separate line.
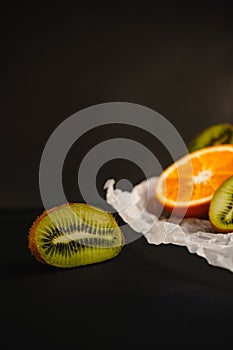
[52, 231, 114, 244]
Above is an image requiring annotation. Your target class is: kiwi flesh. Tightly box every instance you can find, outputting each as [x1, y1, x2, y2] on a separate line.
[209, 176, 233, 233]
[28, 203, 124, 268]
[188, 123, 233, 153]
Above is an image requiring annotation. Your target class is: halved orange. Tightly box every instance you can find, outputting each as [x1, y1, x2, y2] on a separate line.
[155, 145, 233, 217]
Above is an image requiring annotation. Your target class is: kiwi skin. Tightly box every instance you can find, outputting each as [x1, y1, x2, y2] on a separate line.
[28, 203, 67, 264]
[28, 203, 124, 268]
[209, 176, 233, 233]
[188, 123, 233, 153]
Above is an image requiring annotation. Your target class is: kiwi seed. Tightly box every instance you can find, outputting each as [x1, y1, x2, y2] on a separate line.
[209, 176, 233, 233]
[28, 203, 124, 268]
[188, 123, 233, 153]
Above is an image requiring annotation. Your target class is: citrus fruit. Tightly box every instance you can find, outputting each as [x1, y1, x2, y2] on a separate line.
[155, 145, 233, 217]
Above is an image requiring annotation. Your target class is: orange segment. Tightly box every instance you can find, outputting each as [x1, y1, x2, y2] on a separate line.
[155, 145, 233, 217]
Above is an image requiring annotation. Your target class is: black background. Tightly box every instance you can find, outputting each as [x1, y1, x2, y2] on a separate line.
[2, 2, 233, 349]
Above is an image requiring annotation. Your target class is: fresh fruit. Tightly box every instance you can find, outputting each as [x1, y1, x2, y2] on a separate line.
[209, 176, 233, 233]
[28, 203, 124, 268]
[155, 145, 233, 217]
[188, 123, 233, 153]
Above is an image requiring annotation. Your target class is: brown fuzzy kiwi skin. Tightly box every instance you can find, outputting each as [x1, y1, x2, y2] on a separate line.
[28, 202, 124, 265]
[28, 203, 78, 264]
[28, 220, 45, 263]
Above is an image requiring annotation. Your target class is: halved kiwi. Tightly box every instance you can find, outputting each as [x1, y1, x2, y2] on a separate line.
[28, 203, 124, 268]
[188, 123, 233, 153]
[209, 176, 233, 233]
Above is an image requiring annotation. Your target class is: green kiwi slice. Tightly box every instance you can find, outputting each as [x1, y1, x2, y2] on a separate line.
[209, 176, 233, 233]
[188, 123, 233, 153]
[29, 203, 124, 268]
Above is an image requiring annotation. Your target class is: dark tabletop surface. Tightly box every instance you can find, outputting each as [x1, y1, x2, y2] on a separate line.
[2, 209, 233, 348]
[2, 2, 233, 348]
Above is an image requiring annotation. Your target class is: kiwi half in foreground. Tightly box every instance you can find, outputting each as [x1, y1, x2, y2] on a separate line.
[28, 203, 124, 268]
[209, 176, 233, 233]
[188, 123, 233, 153]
